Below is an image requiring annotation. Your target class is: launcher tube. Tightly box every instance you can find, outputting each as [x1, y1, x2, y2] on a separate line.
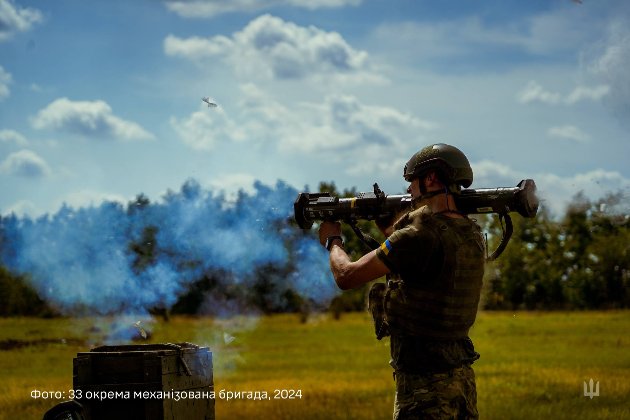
[294, 179, 537, 230]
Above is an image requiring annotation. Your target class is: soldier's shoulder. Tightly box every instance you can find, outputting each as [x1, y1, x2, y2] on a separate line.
[409, 205, 433, 221]
[393, 205, 432, 230]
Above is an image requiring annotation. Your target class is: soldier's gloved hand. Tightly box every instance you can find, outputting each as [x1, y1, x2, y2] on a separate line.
[318, 221, 342, 248]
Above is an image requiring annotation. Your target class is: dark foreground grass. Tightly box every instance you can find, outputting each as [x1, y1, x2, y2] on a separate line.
[0, 311, 628, 419]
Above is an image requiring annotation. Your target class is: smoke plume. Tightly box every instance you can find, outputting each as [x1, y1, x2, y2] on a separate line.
[0, 179, 338, 316]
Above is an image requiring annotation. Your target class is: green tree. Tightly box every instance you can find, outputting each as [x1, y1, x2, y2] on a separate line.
[0, 266, 54, 317]
[483, 191, 629, 310]
[483, 207, 565, 309]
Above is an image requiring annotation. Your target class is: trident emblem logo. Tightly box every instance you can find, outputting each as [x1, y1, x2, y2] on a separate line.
[583, 379, 599, 399]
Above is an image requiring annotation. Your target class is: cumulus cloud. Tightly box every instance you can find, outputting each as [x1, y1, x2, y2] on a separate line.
[586, 19, 630, 124]
[565, 85, 610, 104]
[536, 169, 630, 217]
[164, 0, 361, 18]
[517, 80, 609, 105]
[547, 125, 589, 143]
[517, 81, 562, 105]
[471, 159, 630, 218]
[173, 84, 435, 178]
[170, 105, 247, 151]
[285, 94, 435, 160]
[208, 173, 258, 197]
[31, 98, 154, 141]
[0, 65, 12, 100]
[53, 190, 128, 211]
[2, 199, 38, 217]
[0, 0, 43, 41]
[0, 149, 51, 178]
[0, 129, 28, 146]
[164, 14, 381, 83]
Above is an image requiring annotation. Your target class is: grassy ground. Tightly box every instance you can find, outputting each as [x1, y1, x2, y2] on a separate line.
[0, 311, 628, 419]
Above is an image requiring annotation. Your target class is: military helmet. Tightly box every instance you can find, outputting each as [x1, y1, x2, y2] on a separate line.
[403, 143, 473, 188]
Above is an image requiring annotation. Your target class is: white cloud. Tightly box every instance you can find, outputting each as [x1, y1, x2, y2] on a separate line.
[547, 125, 589, 143]
[517, 81, 562, 105]
[164, 0, 361, 18]
[471, 159, 630, 218]
[536, 169, 630, 217]
[164, 14, 382, 83]
[170, 105, 247, 151]
[373, 17, 530, 60]
[586, 19, 630, 124]
[173, 84, 435, 181]
[31, 98, 154, 141]
[371, 8, 598, 65]
[53, 190, 128, 211]
[473, 160, 519, 186]
[0, 129, 28, 146]
[517, 80, 609, 105]
[282, 94, 436, 176]
[208, 173, 257, 198]
[565, 85, 610, 104]
[1, 199, 38, 217]
[0, 149, 51, 177]
[0, 65, 12, 100]
[0, 0, 43, 41]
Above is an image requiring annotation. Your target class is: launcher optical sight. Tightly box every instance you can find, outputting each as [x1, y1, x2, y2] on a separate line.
[294, 179, 538, 260]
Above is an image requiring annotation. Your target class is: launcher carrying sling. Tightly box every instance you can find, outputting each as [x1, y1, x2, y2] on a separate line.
[294, 179, 538, 261]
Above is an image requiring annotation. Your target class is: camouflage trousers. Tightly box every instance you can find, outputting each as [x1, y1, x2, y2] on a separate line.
[393, 365, 478, 420]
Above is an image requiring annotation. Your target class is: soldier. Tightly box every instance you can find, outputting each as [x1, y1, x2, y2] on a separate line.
[319, 143, 485, 419]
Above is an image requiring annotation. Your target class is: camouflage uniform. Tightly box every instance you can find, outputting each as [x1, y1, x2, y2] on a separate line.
[392, 365, 478, 420]
[371, 206, 485, 420]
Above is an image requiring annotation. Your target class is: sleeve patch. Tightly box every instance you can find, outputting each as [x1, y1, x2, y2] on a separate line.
[379, 239, 393, 255]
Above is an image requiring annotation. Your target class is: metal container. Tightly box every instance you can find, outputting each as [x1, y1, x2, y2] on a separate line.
[69, 342, 214, 420]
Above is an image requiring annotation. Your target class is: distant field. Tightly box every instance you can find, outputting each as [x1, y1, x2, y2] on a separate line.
[0, 311, 628, 419]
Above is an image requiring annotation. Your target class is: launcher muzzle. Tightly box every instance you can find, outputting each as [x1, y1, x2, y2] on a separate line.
[294, 179, 538, 260]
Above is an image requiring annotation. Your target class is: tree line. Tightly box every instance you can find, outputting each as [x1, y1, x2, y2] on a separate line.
[0, 181, 628, 317]
[483, 191, 629, 309]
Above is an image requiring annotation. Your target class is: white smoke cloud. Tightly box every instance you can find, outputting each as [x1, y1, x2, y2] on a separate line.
[0, 0, 43, 42]
[164, 0, 361, 18]
[31, 98, 154, 141]
[164, 14, 382, 83]
[0, 149, 51, 178]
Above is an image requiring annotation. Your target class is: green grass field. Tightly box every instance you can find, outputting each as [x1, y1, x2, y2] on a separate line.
[0, 311, 628, 419]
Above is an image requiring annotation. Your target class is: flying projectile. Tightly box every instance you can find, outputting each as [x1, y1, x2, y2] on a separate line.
[202, 97, 218, 108]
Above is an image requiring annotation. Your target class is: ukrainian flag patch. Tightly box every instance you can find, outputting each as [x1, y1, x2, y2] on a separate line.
[380, 239, 393, 255]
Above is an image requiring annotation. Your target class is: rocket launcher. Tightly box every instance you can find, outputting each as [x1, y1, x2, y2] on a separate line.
[294, 179, 538, 261]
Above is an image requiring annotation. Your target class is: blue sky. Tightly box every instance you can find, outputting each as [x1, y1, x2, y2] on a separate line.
[1, 0, 629, 218]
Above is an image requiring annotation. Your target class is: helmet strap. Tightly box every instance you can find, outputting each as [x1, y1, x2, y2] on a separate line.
[411, 189, 446, 208]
